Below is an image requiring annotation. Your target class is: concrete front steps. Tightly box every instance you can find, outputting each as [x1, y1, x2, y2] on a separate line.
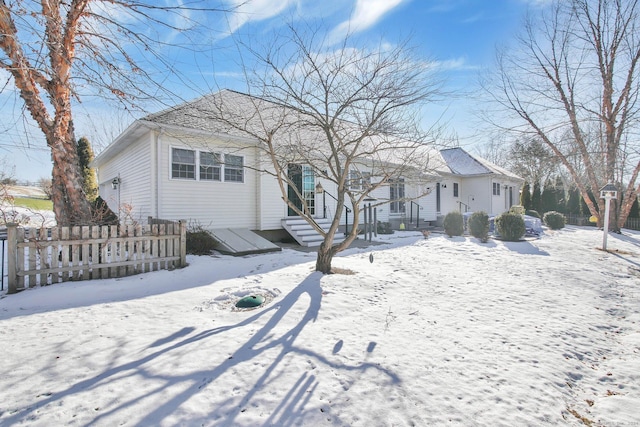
[281, 217, 346, 247]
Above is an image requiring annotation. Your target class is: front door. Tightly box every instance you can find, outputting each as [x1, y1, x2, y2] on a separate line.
[287, 164, 315, 216]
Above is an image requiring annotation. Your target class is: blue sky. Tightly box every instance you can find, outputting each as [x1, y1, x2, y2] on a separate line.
[2, 0, 548, 182]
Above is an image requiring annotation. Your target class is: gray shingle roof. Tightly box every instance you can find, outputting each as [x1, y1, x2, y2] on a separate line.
[97, 90, 521, 183]
[440, 147, 522, 180]
[144, 90, 268, 139]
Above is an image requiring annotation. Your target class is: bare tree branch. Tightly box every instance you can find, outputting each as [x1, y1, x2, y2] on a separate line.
[482, 0, 640, 230]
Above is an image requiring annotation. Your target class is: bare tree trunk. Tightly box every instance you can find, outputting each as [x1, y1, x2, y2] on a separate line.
[485, 0, 640, 231]
[316, 240, 337, 274]
[49, 128, 92, 226]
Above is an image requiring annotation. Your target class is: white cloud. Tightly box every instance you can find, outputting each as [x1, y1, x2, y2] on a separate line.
[224, 0, 297, 34]
[329, 0, 407, 42]
[436, 57, 471, 71]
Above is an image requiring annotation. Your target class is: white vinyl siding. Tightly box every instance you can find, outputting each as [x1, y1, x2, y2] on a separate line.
[96, 133, 153, 221]
[161, 139, 257, 228]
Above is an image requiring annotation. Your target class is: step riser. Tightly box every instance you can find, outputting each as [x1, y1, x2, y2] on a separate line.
[282, 218, 345, 247]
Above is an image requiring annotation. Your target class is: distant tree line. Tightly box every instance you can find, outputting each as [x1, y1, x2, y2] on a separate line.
[520, 178, 640, 220]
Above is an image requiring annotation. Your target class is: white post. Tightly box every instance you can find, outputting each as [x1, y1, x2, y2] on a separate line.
[602, 193, 611, 251]
[7, 223, 18, 294]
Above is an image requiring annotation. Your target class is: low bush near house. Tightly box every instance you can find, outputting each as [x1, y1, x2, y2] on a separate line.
[509, 205, 526, 215]
[525, 210, 541, 219]
[443, 211, 464, 237]
[468, 211, 490, 242]
[187, 224, 217, 255]
[543, 211, 566, 230]
[496, 212, 526, 241]
[376, 221, 394, 234]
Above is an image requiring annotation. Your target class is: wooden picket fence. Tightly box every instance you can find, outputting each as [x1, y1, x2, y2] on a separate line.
[6, 221, 186, 294]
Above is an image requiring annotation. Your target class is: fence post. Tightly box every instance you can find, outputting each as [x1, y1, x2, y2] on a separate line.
[7, 223, 18, 294]
[179, 220, 187, 268]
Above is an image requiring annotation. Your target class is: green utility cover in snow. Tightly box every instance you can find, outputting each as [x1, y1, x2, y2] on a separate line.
[235, 295, 265, 308]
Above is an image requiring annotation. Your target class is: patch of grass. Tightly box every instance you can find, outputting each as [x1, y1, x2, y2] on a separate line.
[566, 407, 593, 426]
[12, 197, 53, 211]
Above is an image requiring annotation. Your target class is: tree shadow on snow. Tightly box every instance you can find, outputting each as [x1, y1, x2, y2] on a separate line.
[3, 272, 400, 427]
[609, 230, 640, 251]
[500, 240, 550, 256]
[0, 249, 315, 320]
[468, 237, 549, 256]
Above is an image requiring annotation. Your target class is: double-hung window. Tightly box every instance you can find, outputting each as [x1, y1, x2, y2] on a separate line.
[172, 148, 196, 179]
[349, 170, 362, 190]
[349, 170, 372, 191]
[200, 152, 221, 181]
[493, 182, 501, 196]
[224, 154, 244, 183]
[171, 147, 244, 182]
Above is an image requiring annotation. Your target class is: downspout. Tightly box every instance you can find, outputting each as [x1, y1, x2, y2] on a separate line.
[155, 129, 163, 219]
[255, 144, 261, 230]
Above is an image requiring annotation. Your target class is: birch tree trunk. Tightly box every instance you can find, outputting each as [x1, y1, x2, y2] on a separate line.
[0, 1, 91, 225]
[1, 1, 227, 226]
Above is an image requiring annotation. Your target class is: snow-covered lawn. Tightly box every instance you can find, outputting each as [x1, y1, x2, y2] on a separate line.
[1, 226, 639, 426]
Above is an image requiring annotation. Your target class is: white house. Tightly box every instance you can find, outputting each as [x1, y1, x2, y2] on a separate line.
[434, 147, 524, 220]
[92, 90, 522, 251]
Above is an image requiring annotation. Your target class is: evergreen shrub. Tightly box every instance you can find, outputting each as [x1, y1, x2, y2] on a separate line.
[496, 212, 525, 241]
[509, 205, 526, 215]
[525, 210, 541, 218]
[543, 211, 566, 230]
[376, 221, 394, 234]
[468, 211, 490, 242]
[443, 211, 464, 237]
[187, 224, 217, 255]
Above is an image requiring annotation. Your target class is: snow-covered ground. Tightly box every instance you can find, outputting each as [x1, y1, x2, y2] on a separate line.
[4, 185, 47, 199]
[0, 205, 56, 228]
[0, 227, 638, 426]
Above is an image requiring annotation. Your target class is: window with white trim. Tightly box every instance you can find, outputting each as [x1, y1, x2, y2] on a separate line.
[200, 151, 221, 181]
[224, 154, 244, 183]
[493, 182, 501, 196]
[348, 170, 371, 191]
[172, 148, 195, 179]
[170, 147, 244, 183]
[389, 178, 405, 214]
[361, 172, 371, 190]
[348, 170, 361, 190]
